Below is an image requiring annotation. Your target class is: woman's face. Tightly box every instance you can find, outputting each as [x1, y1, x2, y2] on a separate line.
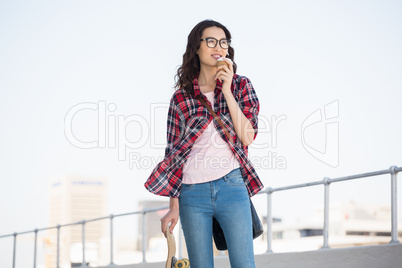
[197, 26, 228, 69]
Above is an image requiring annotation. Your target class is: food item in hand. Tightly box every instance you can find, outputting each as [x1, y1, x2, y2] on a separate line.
[216, 57, 229, 68]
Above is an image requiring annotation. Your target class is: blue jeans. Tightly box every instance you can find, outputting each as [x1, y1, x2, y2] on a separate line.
[179, 168, 256, 268]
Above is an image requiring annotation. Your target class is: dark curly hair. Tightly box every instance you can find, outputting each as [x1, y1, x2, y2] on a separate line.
[175, 20, 237, 96]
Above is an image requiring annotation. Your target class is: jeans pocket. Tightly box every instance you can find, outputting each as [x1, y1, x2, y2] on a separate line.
[225, 169, 245, 186]
[224, 168, 243, 185]
[181, 183, 194, 191]
[227, 177, 245, 186]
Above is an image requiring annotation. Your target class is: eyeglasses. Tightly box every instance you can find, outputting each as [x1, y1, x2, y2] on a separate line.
[200, 37, 231, 49]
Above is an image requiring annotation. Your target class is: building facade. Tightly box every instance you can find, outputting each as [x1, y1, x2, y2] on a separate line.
[46, 176, 108, 268]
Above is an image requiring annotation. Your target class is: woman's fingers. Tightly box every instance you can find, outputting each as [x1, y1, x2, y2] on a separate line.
[160, 209, 180, 237]
[161, 215, 172, 237]
[215, 63, 233, 82]
[223, 58, 233, 72]
[215, 69, 232, 82]
[161, 219, 169, 237]
[216, 65, 230, 74]
[169, 218, 177, 234]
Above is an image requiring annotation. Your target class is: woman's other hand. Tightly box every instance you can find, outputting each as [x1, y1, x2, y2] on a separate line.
[161, 198, 180, 237]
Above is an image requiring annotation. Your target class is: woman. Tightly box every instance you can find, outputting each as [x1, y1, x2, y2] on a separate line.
[145, 19, 263, 268]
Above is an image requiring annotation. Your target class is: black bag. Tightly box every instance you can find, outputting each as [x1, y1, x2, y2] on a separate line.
[212, 199, 263, 251]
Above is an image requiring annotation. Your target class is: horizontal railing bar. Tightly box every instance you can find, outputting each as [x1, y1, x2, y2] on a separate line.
[0, 226, 58, 238]
[113, 206, 169, 218]
[35, 227, 53, 232]
[260, 167, 399, 194]
[329, 169, 390, 183]
[272, 180, 323, 192]
[12, 230, 32, 236]
[0, 206, 169, 238]
[85, 216, 110, 223]
[0, 234, 14, 239]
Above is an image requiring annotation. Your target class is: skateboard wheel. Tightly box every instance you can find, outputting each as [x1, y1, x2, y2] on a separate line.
[175, 260, 185, 268]
[182, 258, 190, 267]
[175, 259, 190, 268]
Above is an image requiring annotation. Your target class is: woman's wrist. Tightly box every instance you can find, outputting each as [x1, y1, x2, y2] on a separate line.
[169, 197, 179, 210]
[221, 84, 232, 96]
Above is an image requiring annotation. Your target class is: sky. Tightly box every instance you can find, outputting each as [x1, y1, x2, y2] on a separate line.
[0, 0, 402, 266]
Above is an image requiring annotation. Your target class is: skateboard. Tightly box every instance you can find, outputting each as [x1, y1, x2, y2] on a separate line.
[165, 225, 190, 268]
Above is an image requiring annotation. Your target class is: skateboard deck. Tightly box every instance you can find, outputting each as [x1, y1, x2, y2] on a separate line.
[165, 225, 190, 268]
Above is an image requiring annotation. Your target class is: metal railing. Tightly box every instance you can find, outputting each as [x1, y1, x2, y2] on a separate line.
[0, 206, 169, 268]
[0, 165, 400, 267]
[261, 165, 401, 252]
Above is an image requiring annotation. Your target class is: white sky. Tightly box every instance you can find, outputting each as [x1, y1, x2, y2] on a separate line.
[1, 0, 402, 266]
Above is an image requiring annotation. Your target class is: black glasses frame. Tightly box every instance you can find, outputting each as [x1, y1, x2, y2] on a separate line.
[200, 37, 231, 49]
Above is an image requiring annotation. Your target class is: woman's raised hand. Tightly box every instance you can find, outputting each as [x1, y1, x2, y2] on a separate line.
[215, 58, 234, 93]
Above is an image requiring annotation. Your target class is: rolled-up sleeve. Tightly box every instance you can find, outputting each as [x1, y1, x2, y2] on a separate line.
[164, 96, 183, 157]
[238, 77, 260, 139]
[145, 95, 183, 198]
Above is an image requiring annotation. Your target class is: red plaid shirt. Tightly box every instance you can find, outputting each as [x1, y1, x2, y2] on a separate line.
[144, 74, 263, 197]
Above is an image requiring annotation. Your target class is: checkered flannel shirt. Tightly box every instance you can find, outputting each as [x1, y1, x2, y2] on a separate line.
[144, 74, 264, 197]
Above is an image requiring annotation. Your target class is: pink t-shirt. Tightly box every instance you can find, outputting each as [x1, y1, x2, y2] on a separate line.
[182, 91, 240, 184]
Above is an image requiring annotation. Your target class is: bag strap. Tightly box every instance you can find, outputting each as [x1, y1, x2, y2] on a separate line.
[196, 94, 233, 143]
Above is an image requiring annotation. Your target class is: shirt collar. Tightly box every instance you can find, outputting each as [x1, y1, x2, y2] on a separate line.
[192, 73, 223, 98]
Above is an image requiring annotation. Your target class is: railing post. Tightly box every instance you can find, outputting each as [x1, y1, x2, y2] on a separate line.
[12, 232, 17, 268]
[82, 220, 86, 267]
[109, 214, 115, 266]
[57, 225, 60, 268]
[142, 211, 147, 263]
[266, 188, 273, 253]
[34, 229, 38, 268]
[322, 177, 330, 249]
[389, 166, 400, 244]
